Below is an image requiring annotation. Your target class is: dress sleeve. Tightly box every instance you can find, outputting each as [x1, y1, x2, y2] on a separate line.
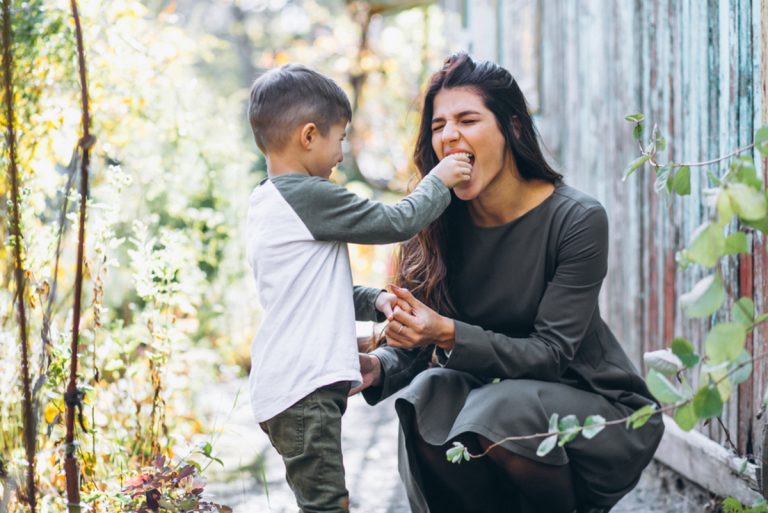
[443, 206, 609, 381]
[361, 345, 434, 405]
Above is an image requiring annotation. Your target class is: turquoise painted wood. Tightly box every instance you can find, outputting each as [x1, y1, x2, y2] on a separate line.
[443, 0, 767, 476]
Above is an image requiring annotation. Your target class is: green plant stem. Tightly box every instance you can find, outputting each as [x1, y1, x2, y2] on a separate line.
[464, 349, 768, 460]
[644, 141, 755, 170]
[2, 1, 37, 510]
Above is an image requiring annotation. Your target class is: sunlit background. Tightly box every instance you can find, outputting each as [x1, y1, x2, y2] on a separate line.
[0, 0, 469, 510]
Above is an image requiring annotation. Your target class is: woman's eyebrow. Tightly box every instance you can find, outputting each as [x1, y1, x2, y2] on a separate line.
[431, 110, 482, 123]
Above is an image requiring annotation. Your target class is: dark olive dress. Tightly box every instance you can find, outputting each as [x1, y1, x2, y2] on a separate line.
[363, 182, 664, 512]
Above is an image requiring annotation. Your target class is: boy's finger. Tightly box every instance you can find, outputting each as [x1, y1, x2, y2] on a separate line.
[388, 284, 423, 308]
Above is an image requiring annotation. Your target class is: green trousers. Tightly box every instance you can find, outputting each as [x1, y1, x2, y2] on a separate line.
[260, 381, 351, 513]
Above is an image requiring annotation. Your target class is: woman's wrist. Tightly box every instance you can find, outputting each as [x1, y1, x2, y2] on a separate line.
[435, 315, 456, 351]
[370, 354, 383, 386]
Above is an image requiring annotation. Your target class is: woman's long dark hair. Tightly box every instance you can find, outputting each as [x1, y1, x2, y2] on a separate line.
[396, 53, 561, 316]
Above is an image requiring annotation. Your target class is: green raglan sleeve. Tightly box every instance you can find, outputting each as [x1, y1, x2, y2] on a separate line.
[272, 173, 450, 244]
[352, 285, 386, 322]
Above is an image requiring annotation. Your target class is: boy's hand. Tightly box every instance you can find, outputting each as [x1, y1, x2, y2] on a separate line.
[429, 154, 472, 188]
[375, 290, 411, 318]
[349, 353, 382, 395]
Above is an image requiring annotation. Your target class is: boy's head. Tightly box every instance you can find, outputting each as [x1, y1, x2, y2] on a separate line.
[248, 64, 351, 176]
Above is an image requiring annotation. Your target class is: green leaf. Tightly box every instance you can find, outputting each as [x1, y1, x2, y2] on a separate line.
[706, 363, 733, 402]
[680, 273, 725, 318]
[623, 154, 651, 181]
[732, 297, 755, 326]
[670, 338, 700, 368]
[626, 404, 657, 429]
[446, 441, 469, 464]
[707, 170, 722, 186]
[728, 156, 762, 190]
[686, 223, 725, 268]
[727, 183, 768, 221]
[537, 435, 558, 457]
[624, 113, 645, 123]
[654, 164, 672, 194]
[646, 369, 684, 404]
[656, 135, 667, 152]
[548, 412, 559, 432]
[755, 125, 768, 157]
[728, 350, 752, 385]
[756, 312, 768, 324]
[643, 349, 683, 376]
[717, 189, 735, 225]
[633, 123, 644, 141]
[673, 402, 697, 431]
[582, 415, 606, 439]
[705, 322, 747, 364]
[743, 214, 768, 236]
[693, 384, 723, 419]
[724, 232, 749, 255]
[671, 166, 691, 196]
[557, 414, 581, 446]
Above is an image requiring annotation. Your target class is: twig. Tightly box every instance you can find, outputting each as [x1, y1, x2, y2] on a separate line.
[64, 1, 93, 511]
[643, 141, 754, 170]
[465, 349, 768, 460]
[2, 1, 37, 510]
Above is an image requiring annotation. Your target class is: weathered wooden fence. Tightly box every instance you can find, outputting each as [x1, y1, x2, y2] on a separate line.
[438, 0, 768, 502]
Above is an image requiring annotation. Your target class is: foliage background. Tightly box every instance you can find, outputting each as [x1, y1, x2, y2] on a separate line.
[0, 0, 460, 510]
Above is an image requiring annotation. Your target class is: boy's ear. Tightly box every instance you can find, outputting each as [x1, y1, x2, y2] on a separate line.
[299, 122, 318, 150]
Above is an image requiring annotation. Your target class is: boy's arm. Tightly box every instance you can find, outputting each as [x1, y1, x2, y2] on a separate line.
[353, 285, 386, 322]
[271, 174, 450, 244]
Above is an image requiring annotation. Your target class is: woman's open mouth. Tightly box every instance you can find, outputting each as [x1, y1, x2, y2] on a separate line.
[453, 152, 475, 167]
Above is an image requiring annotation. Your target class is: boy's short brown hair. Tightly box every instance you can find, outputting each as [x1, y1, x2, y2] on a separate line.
[248, 64, 352, 154]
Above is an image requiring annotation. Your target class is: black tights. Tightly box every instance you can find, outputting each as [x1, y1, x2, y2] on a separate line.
[411, 429, 576, 513]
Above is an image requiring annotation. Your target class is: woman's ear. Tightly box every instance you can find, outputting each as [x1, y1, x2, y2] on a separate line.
[511, 116, 522, 139]
[299, 122, 318, 150]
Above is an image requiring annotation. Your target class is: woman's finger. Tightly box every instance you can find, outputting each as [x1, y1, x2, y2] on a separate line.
[389, 308, 417, 327]
[384, 322, 415, 347]
[396, 298, 413, 313]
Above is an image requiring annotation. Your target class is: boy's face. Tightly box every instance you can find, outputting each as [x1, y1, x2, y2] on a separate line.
[307, 121, 347, 179]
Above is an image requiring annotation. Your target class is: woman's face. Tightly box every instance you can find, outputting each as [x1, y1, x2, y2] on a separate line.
[430, 86, 511, 201]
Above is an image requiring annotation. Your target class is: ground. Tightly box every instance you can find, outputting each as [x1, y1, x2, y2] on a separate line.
[198, 378, 717, 512]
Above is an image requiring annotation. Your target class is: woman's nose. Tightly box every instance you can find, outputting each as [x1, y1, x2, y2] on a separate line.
[441, 122, 460, 143]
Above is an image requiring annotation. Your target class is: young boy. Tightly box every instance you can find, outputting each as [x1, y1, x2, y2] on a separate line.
[245, 64, 470, 513]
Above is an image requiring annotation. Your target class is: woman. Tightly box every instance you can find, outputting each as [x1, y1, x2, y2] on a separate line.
[355, 53, 664, 513]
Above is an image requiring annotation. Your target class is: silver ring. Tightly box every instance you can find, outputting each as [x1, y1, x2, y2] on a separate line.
[398, 324, 404, 334]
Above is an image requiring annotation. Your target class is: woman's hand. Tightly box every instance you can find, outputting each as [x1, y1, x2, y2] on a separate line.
[349, 353, 382, 396]
[384, 285, 456, 351]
